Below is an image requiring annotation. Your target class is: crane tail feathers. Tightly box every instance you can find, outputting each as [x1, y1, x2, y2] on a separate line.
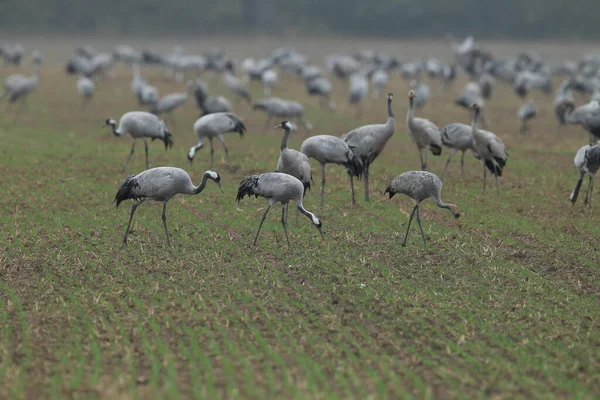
[430, 144, 442, 156]
[484, 159, 503, 177]
[162, 131, 174, 149]
[114, 175, 140, 208]
[493, 156, 506, 168]
[236, 175, 260, 202]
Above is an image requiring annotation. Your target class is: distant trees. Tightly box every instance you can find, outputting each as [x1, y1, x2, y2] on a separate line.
[0, 0, 598, 39]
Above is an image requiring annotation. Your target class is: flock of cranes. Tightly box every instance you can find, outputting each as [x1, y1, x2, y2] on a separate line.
[2, 36, 600, 248]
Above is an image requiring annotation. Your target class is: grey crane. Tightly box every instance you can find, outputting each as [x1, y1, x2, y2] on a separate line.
[384, 171, 461, 247]
[253, 97, 313, 132]
[570, 144, 600, 207]
[300, 135, 363, 206]
[371, 69, 389, 99]
[223, 61, 252, 104]
[342, 93, 396, 202]
[151, 93, 188, 123]
[236, 172, 323, 247]
[262, 69, 278, 97]
[439, 123, 476, 179]
[305, 76, 336, 110]
[187, 79, 232, 116]
[384, 171, 460, 247]
[31, 50, 43, 69]
[565, 100, 600, 144]
[188, 112, 246, 167]
[517, 102, 537, 134]
[349, 73, 369, 116]
[76, 76, 94, 107]
[104, 111, 174, 171]
[114, 167, 222, 245]
[410, 80, 430, 109]
[406, 90, 443, 171]
[469, 104, 508, 194]
[554, 80, 575, 129]
[275, 121, 312, 223]
[0, 72, 39, 105]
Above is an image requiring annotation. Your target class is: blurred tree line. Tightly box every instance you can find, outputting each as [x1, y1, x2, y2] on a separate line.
[1, 0, 599, 38]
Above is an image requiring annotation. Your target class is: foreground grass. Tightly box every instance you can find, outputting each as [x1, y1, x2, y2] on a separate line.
[1, 51, 599, 399]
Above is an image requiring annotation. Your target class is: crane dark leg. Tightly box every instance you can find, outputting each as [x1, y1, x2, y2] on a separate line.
[419, 150, 426, 171]
[482, 161, 487, 194]
[209, 138, 214, 169]
[253, 204, 273, 246]
[415, 206, 427, 248]
[144, 140, 149, 169]
[123, 141, 136, 172]
[442, 149, 456, 179]
[364, 164, 370, 202]
[584, 175, 593, 207]
[281, 204, 291, 247]
[460, 151, 466, 180]
[349, 173, 356, 205]
[218, 136, 230, 165]
[493, 163, 500, 195]
[161, 202, 171, 246]
[123, 199, 146, 244]
[320, 164, 326, 207]
[401, 204, 418, 247]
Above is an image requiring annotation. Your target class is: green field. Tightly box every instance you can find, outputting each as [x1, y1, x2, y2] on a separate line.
[1, 42, 599, 399]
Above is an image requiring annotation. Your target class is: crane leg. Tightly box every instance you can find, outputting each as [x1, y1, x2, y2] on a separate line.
[402, 205, 418, 247]
[281, 204, 291, 247]
[320, 164, 326, 207]
[162, 202, 171, 246]
[364, 164, 370, 202]
[253, 204, 273, 246]
[482, 160, 487, 195]
[209, 138, 214, 169]
[415, 206, 427, 248]
[419, 150, 426, 171]
[349, 173, 356, 205]
[460, 151, 466, 180]
[144, 140, 149, 169]
[442, 150, 456, 180]
[123, 141, 136, 172]
[123, 199, 146, 244]
[493, 163, 500, 195]
[218, 135, 230, 165]
[584, 175, 593, 207]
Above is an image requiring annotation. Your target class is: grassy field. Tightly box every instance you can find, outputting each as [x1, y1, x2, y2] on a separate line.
[1, 40, 599, 399]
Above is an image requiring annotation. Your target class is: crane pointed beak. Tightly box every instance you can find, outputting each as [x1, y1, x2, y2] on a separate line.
[317, 226, 324, 239]
[272, 124, 281, 129]
[217, 182, 224, 193]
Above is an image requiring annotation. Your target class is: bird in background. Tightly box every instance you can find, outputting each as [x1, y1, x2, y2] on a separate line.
[569, 144, 600, 207]
[341, 92, 396, 202]
[517, 102, 537, 134]
[104, 111, 174, 171]
[236, 172, 323, 247]
[406, 90, 443, 171]
[114, 167, 223, 246]
[385, 171, 461, 248]
[188, 112, 246, 168]
[439, 123, 476, 179]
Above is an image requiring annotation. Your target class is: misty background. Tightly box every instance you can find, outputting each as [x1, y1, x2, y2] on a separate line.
[1, 0, 599, 39]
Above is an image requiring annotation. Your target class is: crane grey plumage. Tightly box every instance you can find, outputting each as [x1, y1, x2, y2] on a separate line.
[187, 79, 232, 115]
[306, 76, 336, 110]
[236, 172, 323, 247]
[76, 76, 94, 107]
[570, 145, 600, 207]
[385, 171, 461, 247]
[262, 69, 277, 97]
[224, 61, 252, 103]
[188, 112, 246, 167]
[341, 93, 396, 202]
[275, 121, 312, 193]
[406, 90, 443, 171]
[517, 102, 537, 134]
[0, 72, 39, 104]
[410, 81, 430, 109]
[300, 134, 363, 206]
[114, 167, 222, 245]
[565, 100, 600, 144]
[469, 104, 508, 194]
[554, 81, 575, 128]
[253, 97, 313, 132]
[371, 69, 389, 99]
[349, 73, 368, 116]
[104, 111, 174, 171]
[439, 123, 476, 179]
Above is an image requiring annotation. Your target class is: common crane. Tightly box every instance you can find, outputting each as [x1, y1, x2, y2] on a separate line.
[187, 79, 232, 116]
[517, 102, 537, 134]
[439, 123, 476, 179]
[570, 144, 600, 207]
[104, 112, 174, 171]
[188, 112, 246, 167]
[341, 93, 396, 202]
[114, 168, 222, 245]
[406, 90, 443, 170]
[384, 171, 460, 248]
[236, 173, 323, 247]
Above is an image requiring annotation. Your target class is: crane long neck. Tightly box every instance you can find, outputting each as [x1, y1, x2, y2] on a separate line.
[280, 126, 291, 151]
[110, 123, 121, 137]
[193, 173, 210, 194]
[471, 108, 481, 137]
[407, 97, 414, 124]
[387, 97, 394, 119]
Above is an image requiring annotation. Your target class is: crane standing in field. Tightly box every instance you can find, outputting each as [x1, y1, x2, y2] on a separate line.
[114, 167, 223, 245]
[469, 104, 507, 194]
[236, 172, 323, 247]
[439, 123, 475, 179]
[188, 112, 246, 167]
[406, 90, 443, 171]
[76, 76, 95, 107]
[384, 171, 461, 248]
[223, 61, 252, 104]
[341, 93, 396, 202]
[517, 102, 537, 134]
[151, 92, 188, 125]
[569, 144, 600, 207]
[300, 135, 363, 206]
[0, 71, 39, 106]
[104, 111, 174, 171]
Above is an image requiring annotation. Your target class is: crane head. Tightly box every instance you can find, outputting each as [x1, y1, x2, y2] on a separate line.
[468, 103, 479, 111]
[408, 90, 416, 99]
[387, 93, 393, 101]
[273, 121, 293, 131]
[206, 170, 224, 193]
[447, 203, 461, 218]
[103, 118, 116, 127]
